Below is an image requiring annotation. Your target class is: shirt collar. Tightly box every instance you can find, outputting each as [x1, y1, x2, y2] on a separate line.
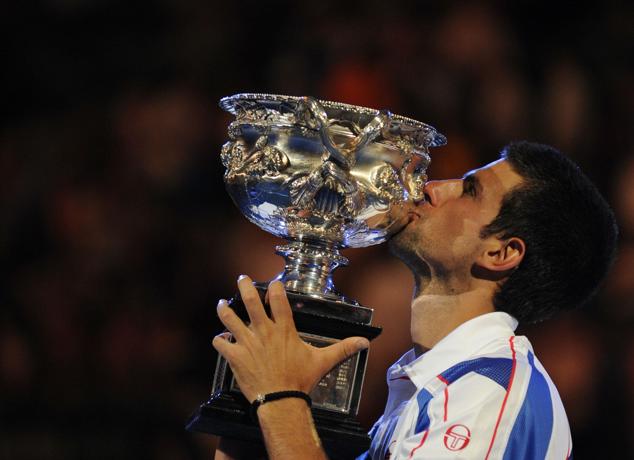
[388, 312, 518, 390]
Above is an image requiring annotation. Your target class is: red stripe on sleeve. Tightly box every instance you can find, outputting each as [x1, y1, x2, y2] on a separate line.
[407, 430, 429, 459]
[484, 336, 517, 460]
[437, 375, 450, 422]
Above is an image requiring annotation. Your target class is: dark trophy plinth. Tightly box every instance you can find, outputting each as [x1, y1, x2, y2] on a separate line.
[186, 94, 445, 458]
[186, 286, 381, 459]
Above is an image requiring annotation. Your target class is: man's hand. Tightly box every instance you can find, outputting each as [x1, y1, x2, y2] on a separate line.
[212, 275, 370, 403]
[212, 275, 370, 459]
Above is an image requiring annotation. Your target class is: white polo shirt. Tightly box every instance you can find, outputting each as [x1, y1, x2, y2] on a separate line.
[357, 312, 572, 459]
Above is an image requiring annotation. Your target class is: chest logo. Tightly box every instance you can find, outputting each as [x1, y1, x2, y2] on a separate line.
[443, 424, 471, 451]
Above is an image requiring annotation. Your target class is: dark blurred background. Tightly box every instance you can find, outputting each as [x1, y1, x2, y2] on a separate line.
[1, 1, 633, 459]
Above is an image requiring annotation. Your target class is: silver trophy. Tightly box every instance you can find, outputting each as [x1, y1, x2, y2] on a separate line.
[187, 93, 445, 458]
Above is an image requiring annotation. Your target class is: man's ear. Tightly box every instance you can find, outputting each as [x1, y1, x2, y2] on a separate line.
[477, 236, 526, 273]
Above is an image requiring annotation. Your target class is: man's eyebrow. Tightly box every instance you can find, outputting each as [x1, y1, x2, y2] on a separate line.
[462, 172, 483, 195]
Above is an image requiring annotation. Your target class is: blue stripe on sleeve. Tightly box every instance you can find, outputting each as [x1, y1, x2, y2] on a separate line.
[502, 352, 554, 460]
[440, 357, 514, 389]
[414, 389, 433, 434]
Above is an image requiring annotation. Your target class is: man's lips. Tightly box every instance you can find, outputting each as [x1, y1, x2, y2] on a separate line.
[407, 210, 421, 222]
[407, 197, 432, 222]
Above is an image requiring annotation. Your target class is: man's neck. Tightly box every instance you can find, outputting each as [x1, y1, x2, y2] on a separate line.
[410, 277, 495, 352]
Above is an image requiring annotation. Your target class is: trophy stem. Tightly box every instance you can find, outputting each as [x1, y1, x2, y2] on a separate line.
[274, 240, 349, 301]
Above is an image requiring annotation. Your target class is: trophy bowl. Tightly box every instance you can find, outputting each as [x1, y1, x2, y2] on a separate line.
[220, 93, 446, 303]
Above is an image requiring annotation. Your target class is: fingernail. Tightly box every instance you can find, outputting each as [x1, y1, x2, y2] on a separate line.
[215, 332, 230, 340]
[238, 274, 250, 282]
[217, 299, 227, 309]
[356, 338, 370, 349]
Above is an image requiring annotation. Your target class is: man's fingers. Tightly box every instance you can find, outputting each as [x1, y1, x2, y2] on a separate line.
[321, 336, 370, 370]
[267, 280, 293, 325]
[212, 332, 236, 359]
[217, 299, 252, 343]
[237, 275, 269, 327]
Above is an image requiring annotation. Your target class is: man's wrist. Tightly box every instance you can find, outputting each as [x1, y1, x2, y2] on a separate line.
[251, 390, 311, 419]
[256, 396, 313, 420]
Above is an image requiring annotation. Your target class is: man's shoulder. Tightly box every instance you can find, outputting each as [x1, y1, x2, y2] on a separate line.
[408, 335, 570, 458]
[435, 334, 523, 390]
[433, 335, 561, 395]
[366, 335, 571, 459]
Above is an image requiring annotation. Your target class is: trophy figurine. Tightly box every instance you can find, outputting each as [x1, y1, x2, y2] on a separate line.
[186, 93, 445, 459]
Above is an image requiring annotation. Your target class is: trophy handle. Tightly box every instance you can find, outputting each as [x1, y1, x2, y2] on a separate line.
[302, 97, 391, 169]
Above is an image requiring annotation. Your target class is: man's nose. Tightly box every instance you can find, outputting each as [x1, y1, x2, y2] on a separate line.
[423, 179, 462, 206]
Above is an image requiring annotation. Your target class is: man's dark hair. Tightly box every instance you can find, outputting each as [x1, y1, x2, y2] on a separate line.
[481, 141, 618, 324]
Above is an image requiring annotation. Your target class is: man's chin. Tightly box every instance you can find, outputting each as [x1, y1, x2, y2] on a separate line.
[388, 234, 431, 279]
[387, 229, 413, 260]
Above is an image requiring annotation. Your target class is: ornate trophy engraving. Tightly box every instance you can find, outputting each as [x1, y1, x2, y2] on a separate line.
[186, 94, 445, 459]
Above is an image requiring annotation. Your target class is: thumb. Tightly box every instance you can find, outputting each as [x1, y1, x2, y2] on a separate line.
[321, 336, 370, 369]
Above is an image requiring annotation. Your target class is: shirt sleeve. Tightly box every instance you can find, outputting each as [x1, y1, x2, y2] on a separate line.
[376, 351, 570, 460]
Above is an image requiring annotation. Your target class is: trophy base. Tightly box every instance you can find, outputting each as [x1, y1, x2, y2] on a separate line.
[186, 392, 372, 460]
[186, 287, 382, 459]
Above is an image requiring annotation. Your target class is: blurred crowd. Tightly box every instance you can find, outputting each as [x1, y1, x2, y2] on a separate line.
[1, 1, 633, 459]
